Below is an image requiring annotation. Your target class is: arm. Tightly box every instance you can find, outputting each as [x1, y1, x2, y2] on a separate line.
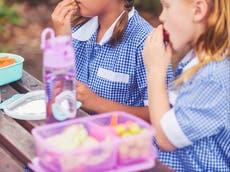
[146, 70, 176, 151]
[76, 81, 150, 122]
[143, 25, 228, 151]
[143, 25, 176, 151]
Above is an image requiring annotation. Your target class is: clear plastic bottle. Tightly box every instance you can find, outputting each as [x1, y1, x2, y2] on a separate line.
[41, 28, 76, 123]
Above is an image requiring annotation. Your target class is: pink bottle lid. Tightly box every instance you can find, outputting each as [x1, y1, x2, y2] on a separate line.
[41, 28, 75, 68]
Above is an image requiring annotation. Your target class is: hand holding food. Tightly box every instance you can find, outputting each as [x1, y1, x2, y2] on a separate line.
[51, 0, 78, 35]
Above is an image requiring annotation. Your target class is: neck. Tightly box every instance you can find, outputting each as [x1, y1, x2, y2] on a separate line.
[98, 5, 124, 33]
[172, 46, 192, 71]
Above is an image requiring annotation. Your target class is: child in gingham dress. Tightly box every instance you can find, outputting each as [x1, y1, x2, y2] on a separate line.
[143, 0, 230, 171]
[51, 0, 152, 121]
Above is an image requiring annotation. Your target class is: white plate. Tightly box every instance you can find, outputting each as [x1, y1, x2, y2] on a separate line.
[0, 90, 81, 120]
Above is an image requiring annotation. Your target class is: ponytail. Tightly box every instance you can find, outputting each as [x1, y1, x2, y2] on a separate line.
[110, 0, 134, 46]
[71, 14, 90, 27]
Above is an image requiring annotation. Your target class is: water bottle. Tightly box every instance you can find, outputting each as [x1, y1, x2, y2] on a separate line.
[41, 28, 76, 123]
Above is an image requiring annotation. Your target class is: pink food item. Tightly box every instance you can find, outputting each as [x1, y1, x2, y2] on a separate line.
[163, 29, 170, 43]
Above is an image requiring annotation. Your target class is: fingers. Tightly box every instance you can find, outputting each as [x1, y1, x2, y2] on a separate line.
[52, 0, 77, 24]
[59, 6, 75, 22]
[75, 81, 86, 96]
[66, 9, 76, 22]
[75, 80, 84, 87]
[75, 81, 86, 102]
[156, 25, 164, 42]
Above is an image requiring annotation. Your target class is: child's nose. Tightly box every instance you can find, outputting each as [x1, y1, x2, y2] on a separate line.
[159, 10, 166, 23]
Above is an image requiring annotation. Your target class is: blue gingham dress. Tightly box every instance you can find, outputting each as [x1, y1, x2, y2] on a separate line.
[159, 53, 230, 172]
[72, 10, 152, 106]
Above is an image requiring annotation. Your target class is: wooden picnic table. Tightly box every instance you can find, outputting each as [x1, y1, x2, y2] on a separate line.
[0, 71, 174, 172]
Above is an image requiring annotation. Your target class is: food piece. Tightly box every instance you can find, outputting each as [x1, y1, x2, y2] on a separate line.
[63, 124, 88, 143]
[64, 0, 77, 7]
[71, 2, 77, 6]
[110, 114, 118, 126]
[114, 124, 126, 135]
[45, 124, 89, 151]
[139, 128, 149, 134]
[121, 132, 132, 137]
[46, 134, 79, 151]
[163, 29, 170, 43]
[83, 136, 99, 146]
[128, 123, 141, 135]
[0, 56, 16, 68]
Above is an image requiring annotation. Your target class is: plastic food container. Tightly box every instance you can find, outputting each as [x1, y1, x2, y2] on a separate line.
[88, 113, 156, 165]
[0, 90, 82, 120]
[32, 111, 157, 172]
[0, 90, 46, 120]
[0, 53, 24, 86]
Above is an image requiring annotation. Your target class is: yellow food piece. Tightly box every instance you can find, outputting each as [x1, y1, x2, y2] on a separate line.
[71, 2, 77, 6]
[128, 123, 141, 134]
[139, 128, 149, 134]
[121, 132, 132, 137]
[114, 124, 126, 135]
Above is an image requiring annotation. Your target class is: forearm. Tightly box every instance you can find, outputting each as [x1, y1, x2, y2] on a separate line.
[147, 70, 176, 151]
[91, 96, 150, 122]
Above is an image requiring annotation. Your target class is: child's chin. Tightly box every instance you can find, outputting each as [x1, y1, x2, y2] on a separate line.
[80, 11, 95, 18]
[172, 42, 185, 52]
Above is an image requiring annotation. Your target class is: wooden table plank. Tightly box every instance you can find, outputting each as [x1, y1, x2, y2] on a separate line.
[0, 85, 18, 103]
[0, 111, 35, 164]
[0, 145, 24, 172]
[10, 71, 43, 93]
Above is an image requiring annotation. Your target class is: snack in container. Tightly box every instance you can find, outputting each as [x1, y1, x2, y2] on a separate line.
[31, 111, 157, 172]
[0, 53, 24, 86]
[32, 119, 116, 172]
[88, 112, 157, 165]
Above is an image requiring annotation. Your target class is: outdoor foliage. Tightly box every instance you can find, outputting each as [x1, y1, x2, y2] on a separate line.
[0, 0, 22, 42]
[135, 0, 161, 14]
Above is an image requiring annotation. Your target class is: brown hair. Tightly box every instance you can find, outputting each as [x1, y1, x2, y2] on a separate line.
[71, 0, 134, 46]
[176, 0, 230, 84]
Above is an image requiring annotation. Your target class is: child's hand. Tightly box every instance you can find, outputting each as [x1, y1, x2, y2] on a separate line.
[143, 25, 172, 76]
[76, 81, 101, 113]
[51, 0, 78, 35]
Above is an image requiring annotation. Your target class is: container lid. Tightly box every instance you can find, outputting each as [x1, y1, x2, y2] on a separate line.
[41, 28, 75, 68]
[0, 90, 81, 120]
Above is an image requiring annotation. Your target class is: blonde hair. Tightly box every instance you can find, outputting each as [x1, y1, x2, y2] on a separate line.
[176, 0, 230, 84]
[72, 0, 134, 46]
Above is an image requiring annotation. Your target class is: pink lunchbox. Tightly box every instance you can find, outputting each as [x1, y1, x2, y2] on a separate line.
[31, 111, 157, 172]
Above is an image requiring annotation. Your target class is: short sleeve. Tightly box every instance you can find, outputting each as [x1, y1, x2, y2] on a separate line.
[174, 76, 228, 142]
